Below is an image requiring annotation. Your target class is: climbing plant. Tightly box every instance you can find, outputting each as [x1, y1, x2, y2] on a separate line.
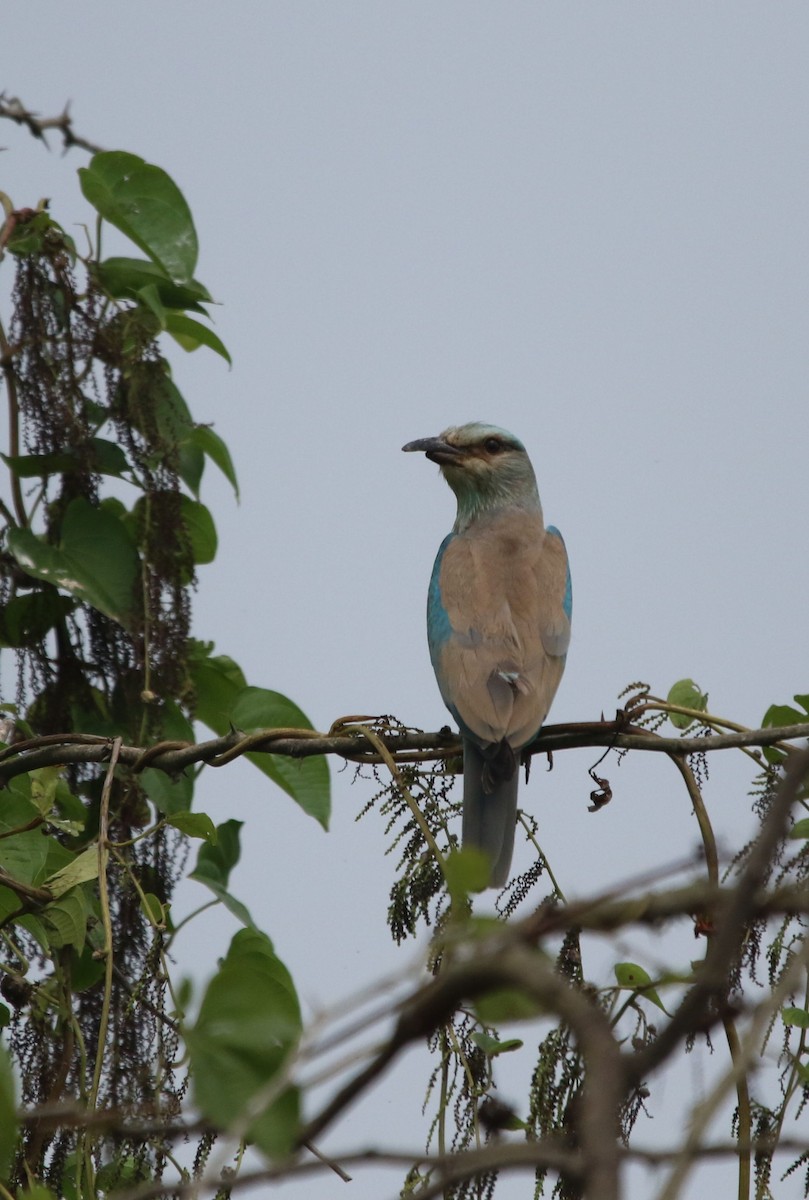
[0, 127, 328, 1197]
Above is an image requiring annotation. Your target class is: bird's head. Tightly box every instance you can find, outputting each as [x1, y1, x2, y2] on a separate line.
[403, 422, 540, 528]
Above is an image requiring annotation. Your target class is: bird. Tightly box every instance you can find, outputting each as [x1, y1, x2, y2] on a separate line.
[402, 423, 571, 887]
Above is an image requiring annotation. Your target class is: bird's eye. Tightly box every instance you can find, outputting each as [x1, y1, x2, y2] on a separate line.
[483, 437, 502, 454]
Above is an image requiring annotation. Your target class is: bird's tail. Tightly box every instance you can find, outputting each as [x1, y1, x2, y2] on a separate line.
[461, 738, 519, 888]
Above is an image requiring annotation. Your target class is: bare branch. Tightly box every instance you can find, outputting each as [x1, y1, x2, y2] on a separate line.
[0, 93, 102, 155]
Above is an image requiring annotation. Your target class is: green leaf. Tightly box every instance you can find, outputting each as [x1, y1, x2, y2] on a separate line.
[0, 822, 51, 886]
[188, 648, 247, 731]
[70, 944, 107, 993]
[29, 766, 66, 816]
[0, 1042, 18, 1181]
[157, 376, 195, 440]
[140, 766, 194, 816]
[165, 313, 231, 364]
[499, 1112, 531, 1132]
[190, 425, 240, 498]
[667, 679, 708, 731]
[79, 151, 198, 283]
[16, 915, 51, 953]
[135, 282, 167, 325]
[782, 1006, 809, 1029]
[141, 892, 166, 927]
[192, 819, 242, 887]
[3, 440, 131, 481]
[178, 437, 205, 498]
[195, 877, 257, 930]
[167, 811, 218, 844]
[8, 498, 140, 628]
[231, 687, 330, 830]
[95, 1156, 152, 1193]
[614, 962, 670, 1015]
[5, 211, 75, 260]
[188, 650, 332, 828]
[471, 1031, 524, 1056]
[0, 590, 74, 649]
[95, 256, 211, 310]
[444, 847, 492, 899]
[2, 451, 75, 477]
[91, 438, 133, 477]
[41, 887, 92, 949]
[52, 779, 88, 831]
[790, 818, 809, 840]
[160, 698, 196, 744]
[763, 703, 806, 729]
[614, 962, 652, 988]
[474, 987, 545, 1023]
[190, 820, 256, 929]
[0, 887, 22, 926]
[45, 846, 100, 898]
[3, 774, 35, 809]
[42, 834, 74, 879]
[181, 496, 218, 565]
[176, 976, 194, 1015]
[187, 929, 301, 1159]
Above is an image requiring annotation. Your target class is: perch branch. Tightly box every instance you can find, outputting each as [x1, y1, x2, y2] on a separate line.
[0, 717, 806, 785]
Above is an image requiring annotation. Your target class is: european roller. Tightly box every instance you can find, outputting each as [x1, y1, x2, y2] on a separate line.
[403, 423, 571, 887]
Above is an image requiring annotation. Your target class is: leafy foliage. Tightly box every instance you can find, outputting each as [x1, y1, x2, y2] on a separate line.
[0, 144, 328, 1195]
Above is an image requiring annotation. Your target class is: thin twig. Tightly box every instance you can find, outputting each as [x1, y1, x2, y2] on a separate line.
[0, 93, 102, 155]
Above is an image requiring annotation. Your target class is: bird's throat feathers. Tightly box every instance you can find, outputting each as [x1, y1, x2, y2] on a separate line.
[445, 459, 542, 532]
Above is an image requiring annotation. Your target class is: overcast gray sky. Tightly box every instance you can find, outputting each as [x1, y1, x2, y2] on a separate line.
[3, 5, 808, 1197]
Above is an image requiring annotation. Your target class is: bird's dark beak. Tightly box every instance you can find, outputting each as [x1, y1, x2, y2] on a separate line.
[402, 437, 464, 466]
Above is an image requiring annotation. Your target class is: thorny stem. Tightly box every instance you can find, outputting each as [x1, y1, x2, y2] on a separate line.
[89, 737, 122, 1110]
[0, 93, 103, 155]
[0, 315, 28, 526]
[2, 718, 808, 786]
